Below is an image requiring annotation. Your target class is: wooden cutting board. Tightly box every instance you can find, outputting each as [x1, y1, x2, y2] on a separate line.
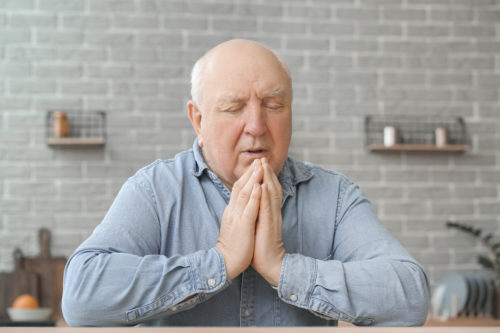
[22, 229, 67, 321]
[0, 249, 40, 319]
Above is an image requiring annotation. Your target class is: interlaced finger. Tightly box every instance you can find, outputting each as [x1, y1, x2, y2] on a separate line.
[234, 159, 264, 213]
[259, 182, 273, 222]
[231, 159, 258, 197]
[241, 183, 262, 228]
[262, 159, 282, 209]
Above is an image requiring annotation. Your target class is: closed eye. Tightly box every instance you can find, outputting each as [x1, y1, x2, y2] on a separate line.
[219, 103, 244, 113]
[264, 103, 284, 111]
[221, 106, 243, 113]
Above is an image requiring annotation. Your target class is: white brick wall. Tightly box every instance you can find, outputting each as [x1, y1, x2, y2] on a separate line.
[0, 0, 499, 287]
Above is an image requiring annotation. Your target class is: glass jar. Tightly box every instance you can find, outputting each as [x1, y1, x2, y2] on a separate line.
[52, 112, 70, 138]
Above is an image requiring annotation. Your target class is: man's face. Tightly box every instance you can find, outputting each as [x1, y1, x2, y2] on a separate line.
[188, 41, 292, 189]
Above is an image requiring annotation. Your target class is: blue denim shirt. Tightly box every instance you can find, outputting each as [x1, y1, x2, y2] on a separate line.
[62, 140, 430, 327]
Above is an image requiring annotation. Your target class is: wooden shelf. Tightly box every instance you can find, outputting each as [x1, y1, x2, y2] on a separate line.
[368, 144, 469, 153]
[46, 110, 106, 148]
[365, 115, 469, 154]
[47, 137, 105, 146]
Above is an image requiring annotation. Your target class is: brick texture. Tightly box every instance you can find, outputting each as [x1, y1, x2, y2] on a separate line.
[0, 1, 499, 291]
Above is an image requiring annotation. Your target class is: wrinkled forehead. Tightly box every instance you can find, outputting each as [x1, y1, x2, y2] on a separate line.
[201, 43, 291, 100]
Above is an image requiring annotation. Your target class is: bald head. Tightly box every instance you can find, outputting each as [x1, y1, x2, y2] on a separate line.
[190, 39, 292, 110]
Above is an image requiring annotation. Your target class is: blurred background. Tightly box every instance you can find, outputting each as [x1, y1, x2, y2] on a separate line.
[0, 0, 499, 295]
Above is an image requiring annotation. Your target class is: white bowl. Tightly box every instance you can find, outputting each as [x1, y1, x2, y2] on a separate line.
[7, 308, 52, 321]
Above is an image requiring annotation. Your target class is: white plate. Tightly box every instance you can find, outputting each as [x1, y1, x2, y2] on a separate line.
[432, 273, 468, 319]
[7, 308, 52, 321]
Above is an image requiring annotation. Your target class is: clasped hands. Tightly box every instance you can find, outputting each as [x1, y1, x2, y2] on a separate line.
[215, 158, 285, 286]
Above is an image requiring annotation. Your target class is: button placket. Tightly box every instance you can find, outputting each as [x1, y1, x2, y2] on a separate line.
[239, 267, 256, 326]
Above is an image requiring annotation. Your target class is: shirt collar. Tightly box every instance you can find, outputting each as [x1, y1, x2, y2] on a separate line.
[277, 156, 314, 198]
[191, 139, 314, 198]
[191, 138, 210, 177]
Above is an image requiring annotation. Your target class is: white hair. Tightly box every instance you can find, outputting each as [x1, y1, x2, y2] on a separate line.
[190, 47, 292, 110]
[190, 55, 205, 108]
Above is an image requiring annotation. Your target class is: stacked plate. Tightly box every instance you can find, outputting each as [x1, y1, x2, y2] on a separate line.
[431, 273, 495, 320]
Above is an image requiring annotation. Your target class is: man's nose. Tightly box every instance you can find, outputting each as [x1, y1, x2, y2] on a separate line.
[243, 103, 267, 137]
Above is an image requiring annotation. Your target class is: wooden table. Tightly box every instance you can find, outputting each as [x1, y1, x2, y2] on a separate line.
[1, 327, 500, 333]
[424, 317, 500, 327]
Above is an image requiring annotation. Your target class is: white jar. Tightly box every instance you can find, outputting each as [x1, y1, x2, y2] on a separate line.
[383, 126, 397, 147]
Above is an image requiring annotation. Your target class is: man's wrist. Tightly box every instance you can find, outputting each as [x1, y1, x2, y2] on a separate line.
[215, 243, 239, 281]
[262, 254, 285, 286]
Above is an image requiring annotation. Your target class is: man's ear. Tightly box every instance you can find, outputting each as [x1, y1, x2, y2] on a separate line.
[187, 100, 204, 147]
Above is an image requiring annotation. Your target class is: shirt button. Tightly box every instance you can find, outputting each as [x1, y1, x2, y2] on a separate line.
[290, 294, 298, 302]
[207, 278, 216, 287]
[244, 309, 251, 317]
[171, 306, 177, 312]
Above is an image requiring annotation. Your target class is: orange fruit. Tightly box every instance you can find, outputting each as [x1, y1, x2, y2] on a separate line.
[12, 294, 40, 309]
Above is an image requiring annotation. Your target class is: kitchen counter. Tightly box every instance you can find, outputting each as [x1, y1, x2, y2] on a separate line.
[1, 327, 500, 333]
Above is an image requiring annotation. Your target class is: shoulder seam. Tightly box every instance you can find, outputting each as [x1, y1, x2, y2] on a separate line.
[129, 178, 157, 207]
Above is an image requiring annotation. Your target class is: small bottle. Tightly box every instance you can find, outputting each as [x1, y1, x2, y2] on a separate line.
[52, 111, 70, 138]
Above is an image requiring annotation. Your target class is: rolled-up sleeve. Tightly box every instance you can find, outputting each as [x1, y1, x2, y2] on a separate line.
[277, 182, 430, 326]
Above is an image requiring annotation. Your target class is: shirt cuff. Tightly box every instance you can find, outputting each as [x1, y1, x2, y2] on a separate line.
[164, 247, 230, 314]
[278, 254, 374, 324]
[278, 253, 346, 322]
[277, 253, 317, 308]
[125, 248, 230, 322]
[187, 247, 229, 293]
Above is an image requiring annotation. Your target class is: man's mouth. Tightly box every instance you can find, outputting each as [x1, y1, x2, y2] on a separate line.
[243, 148, 267, 156]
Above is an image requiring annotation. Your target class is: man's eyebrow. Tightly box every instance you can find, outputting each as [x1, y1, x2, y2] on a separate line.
[215, 95, 244, 108]
[215, 90, 284, 107]
[265, 88, 284, 98]
[215, 95, 245, 106]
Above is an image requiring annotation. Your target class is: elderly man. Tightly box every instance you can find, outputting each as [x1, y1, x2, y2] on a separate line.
[62, 39, 430, 327]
